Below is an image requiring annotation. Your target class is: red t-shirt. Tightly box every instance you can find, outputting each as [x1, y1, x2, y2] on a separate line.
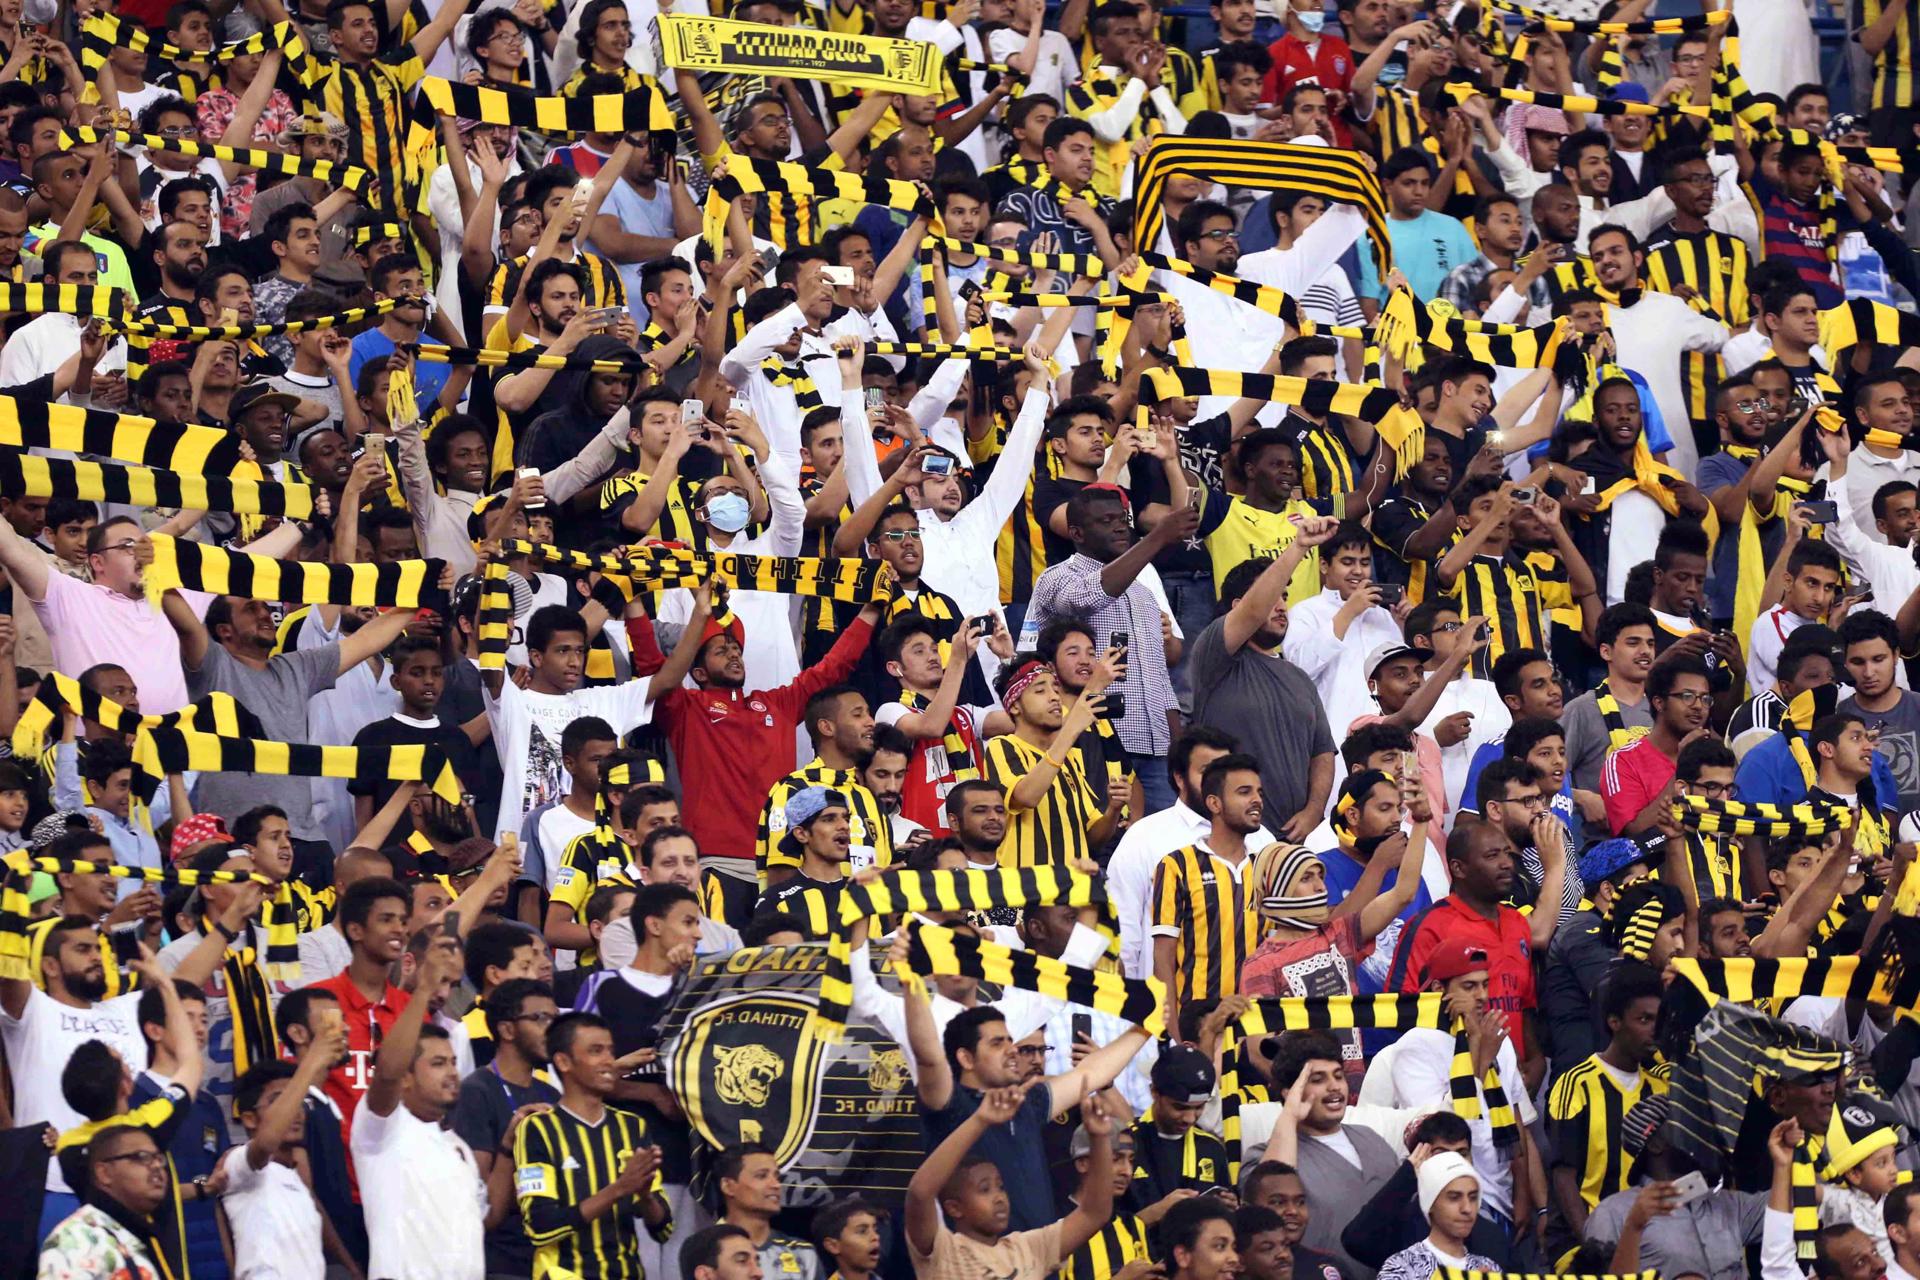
[309, 972, 412, 1130]
[1601, 736, 1678, 835]
[1387, 896, 1537, 1016]
[1241, 915, 1368, 1088]
[1262, 33, 1356, 146]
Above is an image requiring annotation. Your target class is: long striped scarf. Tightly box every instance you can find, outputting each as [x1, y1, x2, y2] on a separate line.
[61, 127, 373, 195]
[1448, 1017, 1520, 1149]
[903, 921, 1162, 1032]
[1, 453, 315, 519]
[1594, 679, 1648, 753]
[146, 534, 446, 608]
[1670, 795, 1852, 839]
[1141, 366, 1425, 478]
[12, 672, 262, 761]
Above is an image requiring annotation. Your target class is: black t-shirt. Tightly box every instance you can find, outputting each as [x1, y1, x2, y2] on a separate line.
[348, 714, 486, 836]
[921, 1082, 1059, 1232]
[451, 1067, 562, 1276]
[580, 971, 693, 1181]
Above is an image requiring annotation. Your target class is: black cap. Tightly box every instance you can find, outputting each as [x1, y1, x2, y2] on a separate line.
[1150, 1043, 1216, 1105]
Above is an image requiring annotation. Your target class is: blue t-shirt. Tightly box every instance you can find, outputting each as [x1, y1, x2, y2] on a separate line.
[587, 176, 678, 327]
[1358, 210, 1481, 301]
[349, 328, 451, 414]
[1321, 843, 1433, 927]
[131, 1072, 229, 1280]
[1735, 732, 1901, 809]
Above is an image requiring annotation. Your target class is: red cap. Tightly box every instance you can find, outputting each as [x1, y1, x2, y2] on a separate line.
[1422, 939, 1490, 986]
[170, 813, 232, 862]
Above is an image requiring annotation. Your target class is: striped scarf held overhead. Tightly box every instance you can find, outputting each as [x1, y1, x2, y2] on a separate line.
[1140, 366, 1426, 479]
[12, 672, 263, 762]
[902, 921, 1163, 1032]
[60, 127, 373, 195]
[0, 452, 317, 520]
[0, 283, 132, 319]
[0, 854, 290, 982]
[146, 534, 448, 609]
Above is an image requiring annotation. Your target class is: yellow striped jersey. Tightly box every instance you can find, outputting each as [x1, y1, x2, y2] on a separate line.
[981, 732, 1101, 869]
[1292, 417, 1359, 500]
[598, 469, 707, 546]
[756, 760, 896, 878]
[1859, 0, 1919, 110]
[514, 1104, 669, 1280]
[1645, 228, 1750, 431]
[1062, 1212, 1150, 1280]
[1064, 70, 1168, 198]
[1454, 552, 1574, 680]
[302, 48, 427, 212]
[1150, 844, 1258, 1005]
[1547, 1053, 1666, 1209]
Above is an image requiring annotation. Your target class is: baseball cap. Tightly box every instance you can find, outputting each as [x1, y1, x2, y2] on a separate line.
[1149, 1043, 1217, 1105]
[777, 787, 848, 859]
[1422, 939, 1490, 985]
[1068, 1123, 1138, 1159]
[1365, 641, 1432, 679]
[1610, 81, 1651, 104]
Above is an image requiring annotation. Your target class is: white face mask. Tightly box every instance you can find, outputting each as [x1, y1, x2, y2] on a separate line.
[1061, 921, 1109, 969]
[1296, 8, 1327, 32]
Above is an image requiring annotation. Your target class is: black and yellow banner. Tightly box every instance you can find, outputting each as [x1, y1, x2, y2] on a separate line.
[660, 15, 942, 94]
[1482, 0, 1730, 32]
[0, 283, 132, 319]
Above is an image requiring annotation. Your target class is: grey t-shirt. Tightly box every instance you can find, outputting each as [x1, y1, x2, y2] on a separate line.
[1585, 1186, 1764, 1280]
[1188, 618, 1335, 822]
[187, 640, 339, 840]
[1841, 689, 1920, 813]
[1561, 686, 1653, 794]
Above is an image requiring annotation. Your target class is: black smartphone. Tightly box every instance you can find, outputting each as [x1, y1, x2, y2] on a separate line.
[1797, 500, 1840, 524]
[1376, 583, 1405, 607]
[1109, 630, 1128, 654]
[1072, 1011, 1093, 1042]
[109, 928, 139, 966]
[959, 278, 984, 303]
[966, 614, 994, 635]
[1475, 621, 1491, 643]
[1105, 631, 1128, 719]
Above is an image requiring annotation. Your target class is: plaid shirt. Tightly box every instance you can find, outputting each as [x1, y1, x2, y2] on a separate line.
[1025, 553, 1176, 758]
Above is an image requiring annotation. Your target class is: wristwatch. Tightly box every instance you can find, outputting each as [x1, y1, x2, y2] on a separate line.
[191, 1175, 211, 1199]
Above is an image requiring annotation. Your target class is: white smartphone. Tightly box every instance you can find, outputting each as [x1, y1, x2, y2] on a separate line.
[1669, 1170, 1710, 1208]
[821, 265, 855, 288]
[517, 466, 545, 510]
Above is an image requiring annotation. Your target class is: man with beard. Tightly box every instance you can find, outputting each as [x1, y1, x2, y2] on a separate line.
[126, 218, 206, 383]
[1587, 225, 1730, 477]
[350, 255, 453, 419]
[1602, 659, 1713, 837]
[943, 780, 1018, 925]
[1191, 519, 1340, 842]
[759, 687, 895, 885]
[513, 1012, 671, 1280]
[655, 582, 884, 922]
[486, 165, 628, 329]
[1699, 375, 1773, 627]
[490, 258, 614, 481]
[1264, 1032, 1398, 1278]
[9, 831, 256, 1228]
[1150, 753, 1263, 1026]
[1154, 199, 1285, 371]
[858, 724, 923, 850]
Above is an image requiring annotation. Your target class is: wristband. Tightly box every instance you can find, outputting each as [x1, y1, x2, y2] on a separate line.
[212, 919, 240, 943]
[1043, 752, 1068, 769]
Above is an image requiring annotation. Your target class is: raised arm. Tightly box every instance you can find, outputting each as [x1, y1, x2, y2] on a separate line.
[0, 502, 49, 603]
[245, 1019, 344, 1168]
[365, 937, 461, 1117]
[1222, 517, 1337, 652]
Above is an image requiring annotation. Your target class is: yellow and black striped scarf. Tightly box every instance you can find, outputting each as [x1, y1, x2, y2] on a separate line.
[1594, 678, 1649, 753]
[895, 689, 979, 780]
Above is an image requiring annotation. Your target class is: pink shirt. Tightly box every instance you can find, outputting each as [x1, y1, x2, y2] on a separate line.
[32, 572, 189, 712]
[1347, 713, 1448, 821]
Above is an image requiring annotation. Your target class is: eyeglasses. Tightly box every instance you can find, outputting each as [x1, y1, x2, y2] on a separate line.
[100, 1148, 167, 1169]
[1014, 1044, 1046, 1057]
[1196, 228, 1239, 242]
[1508, 792, 1550, 810]
[876, 529, 923, 543]
[1670, 172, 1715, 186]
[156, 125, 197, 138]
[1662, 688, 1710, 705]
[97, 539, 141, 556]
[1730, 398, 1766, 413]
[1692, 780, 1737, 799]
[1433, 620, 1464, 633]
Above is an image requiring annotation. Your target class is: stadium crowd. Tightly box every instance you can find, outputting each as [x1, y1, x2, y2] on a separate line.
[8, 0, 1920, 1277]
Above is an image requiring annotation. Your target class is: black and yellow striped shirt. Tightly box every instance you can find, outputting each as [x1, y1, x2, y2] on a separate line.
[1150, 844, 1258, 1005]
[1858, 0, 1918, 109]
[1646, 228, 1750, 430]
[1291, 416, 1358, 501]
[756, 760, 896, 877]
[486, 250, 628, 315]
[1062, 1211, 1149, 1280]
[599, 469, 706, 546]
[1454, 552, 1574, 680]
[515, 1103, 670, 1280]
[759, 872, 844, 937]
[299, 47, 427, 212]
[1547, 1053, 1666, 1209]
[982, 732, 1101, 869]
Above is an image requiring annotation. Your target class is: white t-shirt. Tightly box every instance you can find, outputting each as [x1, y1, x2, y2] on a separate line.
[1387, 1025, 1536, 1217]
[0, 985, 149, 1190]
[219, 1145, 325, 1280]
[537, 805, 599, 893]
[350, 1101, 489, 1280]
[485, 677, 657, 842]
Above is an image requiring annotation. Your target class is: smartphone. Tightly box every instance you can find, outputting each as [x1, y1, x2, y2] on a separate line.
[1400, 748, 1420, 786]
[754, 247, 779, 275]
[589, 305, 623, 328]
[1072, 1011, 1093, 1042]
[959, 278, 984, 302]
[1106, 631, 1128, 718]
[1582, 475, 1597, 496]
[966, 614, 994, 637]
[1785, 395, 1812, 421]
[516, 466, 545, 511]
[1376, 582, 1405, 607]
[1510, 486, 1537, 505]
[1487, 429, 1506, 451]
[865, 386, 885, 413]
[1475, 621, 1491, 643]
[821, 265, 855, 288]
[363, 431, 386, 455]
[921, 453, 955, 476]
[680, 398, 705, 432]
[1797, 499, 1840, 524]
[108, 928, 139, 967]
[1670, 1170, 1711, 1208]
[441, 908, 462, 941]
